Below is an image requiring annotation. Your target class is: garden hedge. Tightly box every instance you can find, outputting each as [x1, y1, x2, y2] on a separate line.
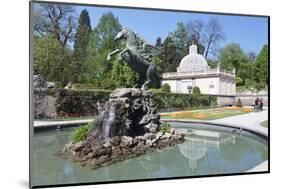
[34, 89, 217, 117]
[151, 91, 217, 111]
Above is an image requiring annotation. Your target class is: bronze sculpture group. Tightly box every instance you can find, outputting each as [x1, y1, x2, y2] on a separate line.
[107, 28, 161, 89]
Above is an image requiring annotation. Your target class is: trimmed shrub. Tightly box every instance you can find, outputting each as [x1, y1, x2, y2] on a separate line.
[192, 86, 201, 95]
[161, 83, 171, 92]
[236, 98, 243, 107]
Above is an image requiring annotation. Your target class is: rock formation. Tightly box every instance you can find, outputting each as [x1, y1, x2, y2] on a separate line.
[59, 88, 186, 169]
[33, 74, 55, 91]
[33, 74, 57, 118]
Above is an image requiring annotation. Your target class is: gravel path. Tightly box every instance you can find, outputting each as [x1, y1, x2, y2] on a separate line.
[209, 109, 268, 136]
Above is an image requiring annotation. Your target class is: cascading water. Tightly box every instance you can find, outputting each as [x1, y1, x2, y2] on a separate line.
[88, 88, 161, 142]
[103, 102, 116, 142]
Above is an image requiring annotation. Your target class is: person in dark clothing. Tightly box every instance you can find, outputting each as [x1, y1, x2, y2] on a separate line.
[254, 97, 260, 111]
[259, 98, 264, 111]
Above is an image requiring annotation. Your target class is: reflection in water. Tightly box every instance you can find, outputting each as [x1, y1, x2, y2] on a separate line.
[178, 129, 236, 170]
[31, 126, 268, 187]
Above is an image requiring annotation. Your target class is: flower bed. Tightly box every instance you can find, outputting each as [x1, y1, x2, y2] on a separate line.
[161, 106, 253, 120]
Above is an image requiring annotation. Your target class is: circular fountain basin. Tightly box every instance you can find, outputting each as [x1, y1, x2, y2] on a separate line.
[31, 122, 268, 187]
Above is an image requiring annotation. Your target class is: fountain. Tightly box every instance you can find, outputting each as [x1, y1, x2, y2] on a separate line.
[58, 28, 186, 169]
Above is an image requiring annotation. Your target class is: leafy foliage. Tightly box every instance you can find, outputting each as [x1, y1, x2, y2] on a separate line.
[219, 43, 268, 91]
[32, 7, 267, 93]
[34, 36, 71, 84]
[70, 124, 93, 143]
[56, 89, 111, 116]
[169, 22, 188, 58]
[237, 60, 253, 86]
[235, 76, 243, 86]
[252, 45, 268, 89]
[160, 36, 179, 72]
[83, 12, 123, 86]
[111, 59, 139, 88]
[160, 122, 171, 133]
[219, 43, 246, 71]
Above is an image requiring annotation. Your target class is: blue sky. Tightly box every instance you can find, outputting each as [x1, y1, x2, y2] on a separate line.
[75, 5, 268, 55]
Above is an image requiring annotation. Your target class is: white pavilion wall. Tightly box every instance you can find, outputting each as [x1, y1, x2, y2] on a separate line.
[219, 77, 236, 96]
[194, 77, 220, 95]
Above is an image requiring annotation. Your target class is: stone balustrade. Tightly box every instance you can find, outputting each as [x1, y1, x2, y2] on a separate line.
[162, 69, 235, 79]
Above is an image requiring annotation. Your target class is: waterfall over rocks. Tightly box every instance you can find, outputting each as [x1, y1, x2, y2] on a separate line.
[87, 88, 161, 142]
[59, 88, 185, 169]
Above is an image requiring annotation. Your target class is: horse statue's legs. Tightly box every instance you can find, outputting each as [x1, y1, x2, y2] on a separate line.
[141, 64, 156, 90]
[118, 47, 129, 60]
[108, 47, 159, 90]
[107, 49, 120, 61]
[141, 81, 151, 90]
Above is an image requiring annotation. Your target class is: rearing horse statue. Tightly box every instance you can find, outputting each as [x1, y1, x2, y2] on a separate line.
[107, 28, 161, 89]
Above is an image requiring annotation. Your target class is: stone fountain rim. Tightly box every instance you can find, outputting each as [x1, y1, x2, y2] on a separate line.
[161, 119, 268, 139]
[34, 119, 268, 140]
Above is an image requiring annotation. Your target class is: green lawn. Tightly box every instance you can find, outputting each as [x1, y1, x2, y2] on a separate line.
[260, 120, 268, 127]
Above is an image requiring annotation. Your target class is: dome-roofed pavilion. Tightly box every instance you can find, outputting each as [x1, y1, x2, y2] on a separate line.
[161, 44, 236, 99]
[177, 44, 210, 72]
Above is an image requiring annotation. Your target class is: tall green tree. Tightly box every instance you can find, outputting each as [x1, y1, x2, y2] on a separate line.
[253, 44, 268, 89]
[151, 37, 165, 74]
[72, 9, 91, 82]
[237, 60, 253, 86]
[84, 32, 98, 83]
[219, 43, 246, 71]
[86, 12, 122, 84]
[169, 22, 188, 58]
[34, 36, 71, 83]
[160, 36, 179, 72]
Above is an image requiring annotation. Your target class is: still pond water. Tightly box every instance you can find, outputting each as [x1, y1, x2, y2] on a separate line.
[31, 122, 268, 186]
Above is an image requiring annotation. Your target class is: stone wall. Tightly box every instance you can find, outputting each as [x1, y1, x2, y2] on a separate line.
[33, 90, 57, 119]
[235, 90, 268, 106]
[235, 95, 268, 106]
[215, 95, 236, 107]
